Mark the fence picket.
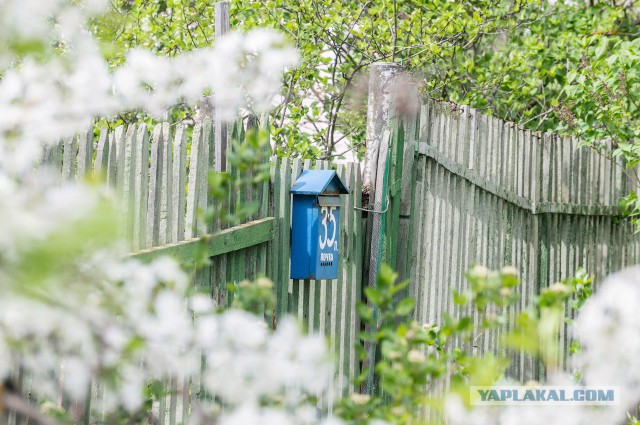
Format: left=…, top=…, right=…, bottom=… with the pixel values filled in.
left=106, top=129, right=118, bottom=187
left=171, top=125, right=188, bottom=243
left=186, top=123, right=205, bottom=239
left=94, top=127, right=109, bottom=176
left=62, top=135, right=77, bottom=180
left=147, top=125, right=164, bottom=248
left=133, top=124, right=150, bottom=250
left=77, top=128, right=93, bottom=178
left=159, top=123, right=173, bottom=245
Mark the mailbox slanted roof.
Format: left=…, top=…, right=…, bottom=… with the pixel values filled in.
left=290, top=170, right=350, bottom=195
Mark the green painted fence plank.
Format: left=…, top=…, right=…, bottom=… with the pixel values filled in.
left=131, top=217, right=277, bottom=263
left=147, top=125, right=164, bottom=248
left=133, top=124, right=150, bottom=250
left=62, top=134, right=78, bottom=181
left=77, top=127, right=93, bottom=178
left=171, top=125, right=188, bottom=243
left=94, top=127, right=109, bottom=177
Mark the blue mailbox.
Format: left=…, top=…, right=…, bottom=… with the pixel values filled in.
left=290, top=170, right=350, bottom=279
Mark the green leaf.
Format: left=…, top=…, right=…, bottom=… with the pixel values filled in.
left=364, top=287, right=384, bottom=305
left=395, top=298, right=415, bottom=316
left=356, top=302, right=373, bottom=321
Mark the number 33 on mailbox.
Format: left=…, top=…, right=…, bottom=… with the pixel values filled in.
left=290, top=170, right=350, bottom=280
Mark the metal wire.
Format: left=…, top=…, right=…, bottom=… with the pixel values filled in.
left=353, top=194, right=390, bottom=214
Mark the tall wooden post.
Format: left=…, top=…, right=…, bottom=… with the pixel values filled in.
left=214, top=1, right=230, bottom=172
left=361, top=62, right=420, bottom=395
left=361, top=62, right=402, bottom=395
left=363, top=63, right=403, bottom=291
left=363, top=63, right=403, bottom=195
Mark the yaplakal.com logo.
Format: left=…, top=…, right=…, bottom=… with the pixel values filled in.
left=470, top=386, right=619, bottom=406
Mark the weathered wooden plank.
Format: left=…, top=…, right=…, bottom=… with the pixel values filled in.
left=62, top=135, right=78, bottom=180
left=159, top=123, right=173, bottom=245
left=213, top=1, right=230, bottom=173
left=302, top=279, right=311, bottom=326
left=181, top=378, right=190, bottom=425
left=351, top=162, right=364, bottom=391
left=521, top=128, right=531, bottom=201
left=490, top=117, right=500, bottom=187
left=416, top=142, right=622, bottom=217
left=602, top=140, right=612, bottom=206
left=258, top=170, right=270, bottom=278
left=41, top=140, right=63, bottom=175
left=561, top=136, right=571, bottom=203
left=106, top=130, right=118, bottom=187
left=457, top=172, right=474, bottom=345
left=415, top=112, right=432, bottom=321
left=186, top=123, right=205, bottom=239
left=278, top=157, right=291, bottom=320
left=94, top=128, right=109, bottom=176
left=147, top=125, right=164, bottom=248
left=131, top=217, right=277, bottom=263
left=433, top=164, right=448, bottom=326
left=171, top=125, right=188, bottom=243
left=270, top=157, right=284, bottom=319
left=423, top=160, right=438, bottom=326
left=169, top=377, right=178, bottom=425
left=77, top=128, right=94, bottom=178
left=448, top=167, right=461, bottom=348
left=553, top=134, right=562, bottom=204
left=213, top=253, right=228, bottom=308
left=540, top=133, right=553, bottom=204
left=515, top=125, right=524, bottom=198
left=200, top=119, right=213, bottom=233
left=119, top=125, right=138, bottom=245
left=398, top=108, right=418, bottom=282
left=158, top=382, right=167, bottom=425
left=458, top=105, right=470, bottom=168
left=225, top=121, right=242, bottom=226
left=114, top=125, right=127, bottom=194
left=413, top=156, right=427, bottom=324
left=410, top=153, right=425, bottom=317
left=289, top=158, right=303, bottom=314
left=338, top=163, right=353, bottom=395
left=133, top=124, right=150, bottom=250
left=510, top=123, right=520, bottom=201
left=477, top=113, right=489, bottom=182
left=500, top=121, right=509, bottom=190
left=320, top=159, right=335, bottom=359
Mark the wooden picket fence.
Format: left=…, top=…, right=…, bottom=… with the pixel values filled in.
left=410, top=99, right=640, bottom=380
left=9, top=64, right=640, bottom=425
left=7, top=117, right=364, bottom=425
left=363, top=95, right=640, bottom=399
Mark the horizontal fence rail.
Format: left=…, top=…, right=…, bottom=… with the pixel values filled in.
left=131, top=217, right=277, bottom=263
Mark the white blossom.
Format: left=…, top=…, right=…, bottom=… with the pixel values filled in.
left=574, top=266, right=640, bottom=418
left=0, top=171, right=338, bottom=422
left=0, top=1, right=297, bottom=175
left=0, top=2, right=339, bottom=424
left=446, top=267, right=640, bottom=425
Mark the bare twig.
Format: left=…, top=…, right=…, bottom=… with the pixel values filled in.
left=279, top=72, right=298, bottom=129
left=392, top=0, right=398, bottom=62
left=1, top=390, right=61, bottom=425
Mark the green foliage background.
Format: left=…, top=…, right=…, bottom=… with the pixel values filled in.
left=95, top=0, right=640, bottom=226
left=94, top=1, right=639, bottom=156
